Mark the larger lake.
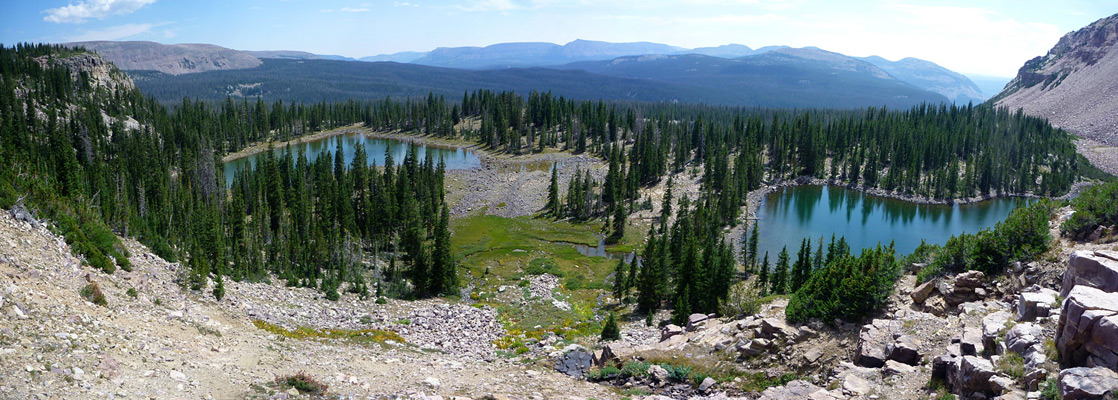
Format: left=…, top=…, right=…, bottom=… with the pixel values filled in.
left=223, top=133, right=481, bottom=185
left=753, top=186, right=1032, bottom=258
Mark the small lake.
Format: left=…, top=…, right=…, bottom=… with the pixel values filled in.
left=223, top=132, right=481, bottom=185
left=754, top=186, right=1032, bottom=259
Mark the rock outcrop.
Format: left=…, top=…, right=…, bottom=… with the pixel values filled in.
left=1059, top=367, right=1118, bottom=399
left=1057, top=285, right=1118, bottom=369
left=1062, top=251, right=1118, bottom=297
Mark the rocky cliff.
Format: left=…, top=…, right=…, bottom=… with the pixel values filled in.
left=994, top=13, right=1118, bottom=145
left=66, top=41, right=262, bottom=75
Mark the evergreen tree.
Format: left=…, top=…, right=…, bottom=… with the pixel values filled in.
left=547, top=166, right=561, bottom=216
left=601, top=312, right=620, bottom=341
left=612, top=258, right=628, bottom=301
left=771, top=247, right=789, bottom=295
left=745, top=223, right=759, bottom=272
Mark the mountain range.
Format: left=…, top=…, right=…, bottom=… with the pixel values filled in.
left=67, top=39, right=992, bottom=107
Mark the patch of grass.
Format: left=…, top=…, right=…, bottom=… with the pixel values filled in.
left=996, top=351, right=1026, bottom=381
left=126, top=287, right=138, bottom=298
left=80, top=281, right=107, bottom=306
left=395, top=318, right=411, bottom=325
left=739, top=372, right=800, bottom=392
left=621, top=360, right=651, bottom=378
left=1040, top=377, right=1059, bottom=400
left=251, top=319, right=404, bottom=344
left=275, top=371, right=327, bottom=394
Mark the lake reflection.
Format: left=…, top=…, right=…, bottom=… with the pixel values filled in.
left=754, top=186, right=1031, bottom=257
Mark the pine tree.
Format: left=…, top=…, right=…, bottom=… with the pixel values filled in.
left=745, top=223, right=759, bottom=272
left=612, top=258, right=628, bottom=301
left=601, top=312, right=620, bottom=341
left=612, top=203, right=626, bottom=239
left=547, top=166, right=561, bottom=216
left=790, top=238, right=811, bottom=293
left=756, top=252, right=770, bottom=291
left=771, top=247, right=789, bottom=295
left=213, top=273, right=225, bottom=301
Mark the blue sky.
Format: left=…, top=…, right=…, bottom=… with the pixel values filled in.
left=1, top=0, right=1114, bottom=76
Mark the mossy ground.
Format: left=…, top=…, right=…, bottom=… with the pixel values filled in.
left=452, top=215, right=646, bottom=341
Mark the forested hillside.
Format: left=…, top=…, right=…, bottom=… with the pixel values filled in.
left=0, top=44, right=1104, bottom=307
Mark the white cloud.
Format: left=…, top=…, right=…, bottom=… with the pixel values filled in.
left=340, top=7, right=370, bottom=12
left=44, top=0, right=156, bottom=24
left=64, top=23, right=155, bottom=41
left=394, top=2, right=419, bottom=7
left=455, top=0, right=519, bottom=12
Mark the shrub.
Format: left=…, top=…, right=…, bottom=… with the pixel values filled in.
left=1063, top=181, right=1118, bottom=239
left=525, top=257, right=564, bottom=277
left=375, top=297, right=387, bottom=304
left=786, top=243, right=900, bottom=323
left=600, top=312, right=620, bottom=341
left=916, top=200, right=1054, bottom=283
left=663, top=364, right=692, bottom=381
left=1040, top=377, right=1059, bottom=400
left=720, top=281, right=763, bottom=317
left=80, top=281, right=107, bottom=306
left=126, top=288, right=138, bottom=298
left=276, top=371, right=327, bottom=394
left=621, top=361, right=650, bottom=377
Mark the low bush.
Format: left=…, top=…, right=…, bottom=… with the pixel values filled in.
left=275, top=371, right=327, bottom=394
left=600, top=312, right=620, bottom=341
left=786, top=243, right=900, bottom=323
left=525, top=257, right=564, bottom=277
left=80, top=281, right=107, bottom=306
left=720, top=281, right=763, bottom=318
left=1063, top=181, right=1118, bottom=239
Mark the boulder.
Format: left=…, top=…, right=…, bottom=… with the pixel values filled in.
left=10, top=204, right=40, bottom=229
left=803, top=346, right=824, bottom=363
left=421, top=377, right=441, bottom=390
left=984, top=310, right=1013, bottom=353
left=1025, top=368, right=1047, bottom=391
left=1056, top=285, right=1118, bottom=369
left=554, top=351, right=593, bottom=378
left=1018, top=288, right=1059, bottom=322
left=1058, top=367, right=1118, bottom=399
left=660, top=324, right=683, bottom=342
left=759, top=318, right=797, bottom=339
left=647, top=364, right=670, bottom=383
left=1005, top=323, right=1045, bottom=356
left=842, top=374, right=872, bottom=396
left=1062, top=251, right=1118, bottom=297
left=955, top=270, right=986, bottom=288
left=912, top=280, right=936, bottom=304
left=883, top=359, right=917, bottom=376
left=758, top=380, right=841, bottom=400
left=959, top=326, right=986, bottom=356
left=698, top=376, right=717, bottom=392
left=855, top=319, right=899, bottom=368
left=888, top=334, right=922, bottom=366
left=686, top=313, right=710, bottom=331
left=951, top=355, right=997, bottom=396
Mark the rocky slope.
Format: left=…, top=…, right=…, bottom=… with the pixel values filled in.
left=994, top=13, right=1118, bottom=148
left=66, top=41, right=262, bottom=75
left=0, top=207, right=619, bottom=399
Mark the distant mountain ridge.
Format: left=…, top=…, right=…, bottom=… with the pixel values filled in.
left=994, top=13, right=1118, bottom=145
left=65, top=41, right=261, bottom=75
left=408, top=39, right=685, bottom=69
left=857, top=56, right=986, bottom=103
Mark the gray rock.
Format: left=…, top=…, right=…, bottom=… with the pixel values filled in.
left=686, top=313, right=710, bottom=331
left=758, top=380, right=841, bottom=400
left=1058, top=367, right=1118, bottom=399
left=10, top=204, right=40, bottom=229
left=856, top=319, right=899, bottom=368
left=912, top=280, right=936, bottom=304
left=955, top=270, right=986, bottom=288
left=990, top=375, right=1016, bottom=394
left=1056, top=285, right=1118, bottom=369
left=960, top=327, right=986, bottom=356
left=984, top=310, right=1013, bottom=354
left=883, top=359, right=917, bottom=376
left=1006, top=323, right=1044, bottom=356
left=888, top=334, right=922, bottom=366
left=1025, top=368, right=1047, bottom=391
left=1017, top=289, right=1058, bottom=322
left=843, top=374, right=872, bottom=395
left=804, top=346, right=824, bottom=363
left=660, top=324, right=683, bottom=342
left=698, top=376, right=717, bottom=392
left=554, top=351, right=593, bottom=378
left=421, top=377, right=441, bottom=390
left=648, top=364, right=670, bottom=383
left=951, top=355, right=997, bottom=396
left=1062, top=251, right=1118, bottom=297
